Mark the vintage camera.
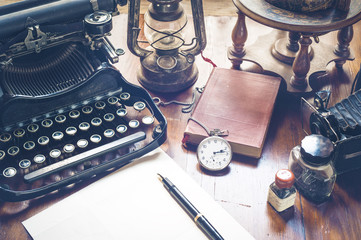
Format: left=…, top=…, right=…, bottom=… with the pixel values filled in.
left=302, top=89, right=361, bottom=174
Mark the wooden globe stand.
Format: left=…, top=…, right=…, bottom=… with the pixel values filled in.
left=228, top=0, right=361, bottom=94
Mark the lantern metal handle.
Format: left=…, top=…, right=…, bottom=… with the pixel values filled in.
left=181, top=0, right=206, bottom=56
left=127, top=0, right=152, bottom=58
left=127, top=0, right=206, bottom=58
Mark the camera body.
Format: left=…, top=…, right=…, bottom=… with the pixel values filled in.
left=307, top=90, right=361, bottom=174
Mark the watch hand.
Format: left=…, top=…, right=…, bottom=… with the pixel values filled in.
left=213, top=149, right=227, bottom=154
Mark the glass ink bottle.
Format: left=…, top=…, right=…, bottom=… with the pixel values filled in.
left=289, top=134, right=336, bottom=203
left=267, top=169, right=297, bottom=212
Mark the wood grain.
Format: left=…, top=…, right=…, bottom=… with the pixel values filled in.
left=0, top=1, right=361, bottom=240
left=0, top=0, right=21, bottom=6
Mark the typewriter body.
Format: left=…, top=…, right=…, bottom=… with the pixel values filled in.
left=302, top=89, right=361, bottom=174
left=0, top=0, right=167, bottom=202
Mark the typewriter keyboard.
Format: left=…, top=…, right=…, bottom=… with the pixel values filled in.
left=0, top=88, right=163, bottom=194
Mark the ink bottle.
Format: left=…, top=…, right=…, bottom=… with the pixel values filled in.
left=267, top=169, right=297, bottom=212
left=288, top=134, right=336, bottom=203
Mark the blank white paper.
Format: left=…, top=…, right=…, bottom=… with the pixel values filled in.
left=23, top=149, right=255, bottom=240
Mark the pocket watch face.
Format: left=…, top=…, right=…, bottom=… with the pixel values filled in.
left=196, top=136, right=232, bottom=171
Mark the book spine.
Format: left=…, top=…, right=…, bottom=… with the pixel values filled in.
left=182, top=133, right=190, bottom=145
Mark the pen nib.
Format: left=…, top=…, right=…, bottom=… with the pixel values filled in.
left=157, top=173, right=164, bottom=181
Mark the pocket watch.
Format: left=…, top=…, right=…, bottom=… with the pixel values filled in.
left=196, top=135, right=232, bottom=171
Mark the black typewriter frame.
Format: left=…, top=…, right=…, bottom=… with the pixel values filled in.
left=0, top=0, right=167, bottom=202
left=0, top=65, right=167, bottom=202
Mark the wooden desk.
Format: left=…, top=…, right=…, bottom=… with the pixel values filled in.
left=1, top=14, right=361, bottom=240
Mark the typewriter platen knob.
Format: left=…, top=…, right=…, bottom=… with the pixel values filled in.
left=84, top=11, right=112, bottom=36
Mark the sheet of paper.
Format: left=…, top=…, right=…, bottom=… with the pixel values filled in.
left=23, top=149, right=254, bottom=240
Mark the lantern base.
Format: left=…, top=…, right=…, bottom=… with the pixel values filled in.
left=137, top=54, right=198, bottom=93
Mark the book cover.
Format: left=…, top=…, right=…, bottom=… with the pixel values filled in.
left=183, top=68, right=281, bottom=158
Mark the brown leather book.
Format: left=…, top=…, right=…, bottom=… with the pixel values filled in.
left=183, top=68, right=281, bottom=158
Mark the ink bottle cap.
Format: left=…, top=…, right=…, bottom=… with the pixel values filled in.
left=275, top=169, right=295, bottom=189
left=300, top=134, right=334, bottom=166
left=268, top=169, right=297, bottom=211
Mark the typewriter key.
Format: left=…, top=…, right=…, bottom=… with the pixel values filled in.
left=104, top=129, right=115, bottom=138
left=19, top=159, right=31, bottom=169
left=55, top=114, right=67, bottom=123
left=104, top=113, right=115, bottom=122
left=133, top=101, right=146, bottom=111
left=142, top=116, right=155, bottom=125
left=0, top=150, right=5, bottom=160
left=69, top=110, right=80, bottom=119
left=95, top=101, right=106, bottom=110
left=3, top=167, right=16, bottom=178
left=79, top=122, right=90, bottom=131
left=0, top=133, right=11, bottom=142
left=108, top=96, right=119, bottom=105
left=14, top=128, right=25, bottom=138
left=91, top=158, right=100, bottom=167
left=116, top=124, right=127, bottom=134
left=50, top=149, right=61, bottom=158
left=82, top=106, right=93, bottom=114
left=49, top=174, right=62, bottom=183
left=65, top=127, right=77, bottom=136
left=34, top=154, right=46, bottom=163
left=116, top=108, right=127, bottom=117
left=63, top=144, right=75, bottom=153
left=52, top=131, right=64, bottom=141
left=120, top=92, right=130, bottom=101
left=91, top=117, right=102, bottom=126
left=63, top=169, right=75, bottom=179
left=23, top=141, right=35, bottom=151
left=7, top=146, right=20, bottom=156
left=77, top=139, right=89, bottom=148
left=42, top=119, right=53, bottom=128
left=38, top=136, right=50, bottom=146
left=82, top=161, right=92, bottom=170
left=27, top=123, right=39, bottom=133
left=129, top=120, right=140, bottom=128
left=152, top=125, right=163, bottom=138
left=90, top=134, right=102, bottom=143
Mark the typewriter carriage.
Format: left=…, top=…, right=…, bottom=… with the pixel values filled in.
left=0, top=11, right=121, bottom=67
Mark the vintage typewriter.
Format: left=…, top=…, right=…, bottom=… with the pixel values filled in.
left=0, top=0, right=167, bottom=202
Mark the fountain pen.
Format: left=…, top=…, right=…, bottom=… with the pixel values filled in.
left=157, top=174, right=224, bottom=240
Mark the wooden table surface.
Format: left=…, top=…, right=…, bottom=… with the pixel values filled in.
left=1, top=13, right=361, bottom=240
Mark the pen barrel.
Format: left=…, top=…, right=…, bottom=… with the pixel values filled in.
left=196, top=216, right=224, bottom=240
left=169, top=186, right=224, bottom=240
left=162, top=176, right=224, bottom=240
left=170, top=186, right=199, bottom=217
